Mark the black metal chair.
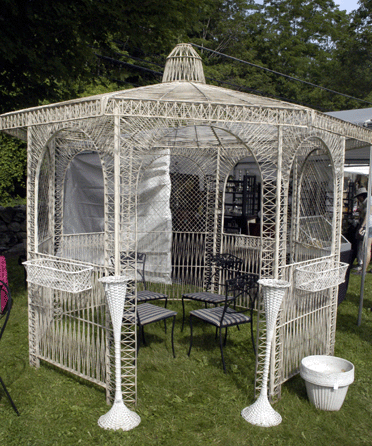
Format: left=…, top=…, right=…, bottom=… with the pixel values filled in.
left=0, top=280, right=20, bottom=415
left=136, top=303, right=177, bottom=357
left=181, top=253, right=243, bottom=331
left=113, top=252, right=168, bottom=306
left=188, top=272, right=259, bottom=373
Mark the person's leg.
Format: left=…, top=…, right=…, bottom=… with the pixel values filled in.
left=356, top=238, right=364, bottom=270
left=366, top=237, right=372, bottom=272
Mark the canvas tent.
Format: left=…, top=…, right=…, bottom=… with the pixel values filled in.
left=327, top=108, right=372, bottom=165
left=326, top=108, right=372, bottom=325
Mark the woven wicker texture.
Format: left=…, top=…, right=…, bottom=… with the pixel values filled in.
left=98, top=276, right=141, bottom=431
left=242, top=279, right=290, bottom=427
left=295, top=260, right=348, bottom=292
left=98, top=401, right=141, bottom=431
left=23, top=258, right=93, bottom=293
left=241, top=393, right=282, bottom=427
left=258, top=279, right=291, bottom=334
left=162, top=43, right=205, bottom=83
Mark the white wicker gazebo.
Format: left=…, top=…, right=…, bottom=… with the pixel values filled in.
left=1, top=43, right=371, bottom=405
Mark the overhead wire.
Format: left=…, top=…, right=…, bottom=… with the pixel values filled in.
left=95, top=53, right=163, bottom=77
left=94, top=51, right=326, bottom=109
left=189, top=43, right=372, bottom=107
left=94, top=43, right=372, bottom=109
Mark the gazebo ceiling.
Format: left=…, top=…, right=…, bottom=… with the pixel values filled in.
left=0, top=43, right=371, bottom=149
left=150, top=123, right=277, bottom=148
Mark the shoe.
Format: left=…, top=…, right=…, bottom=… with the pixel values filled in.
left=352, top=265, right=363, bottom=271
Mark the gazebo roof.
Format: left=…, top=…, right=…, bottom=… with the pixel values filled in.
left=0, top=43, right=371, bottom=148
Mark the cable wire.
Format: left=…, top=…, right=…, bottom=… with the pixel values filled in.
left=189, top=42, right=372, bottom=106
left=95, top=52, right=326, bottom=108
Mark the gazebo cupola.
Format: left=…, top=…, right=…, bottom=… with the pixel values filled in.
left=162, top=43, right=206, bottom=83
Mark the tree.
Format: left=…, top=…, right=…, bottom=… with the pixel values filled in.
left=0, top=0, right=201, bottom=114
left=184, top=0, right=365, bottom=111
left=0, top=134, right=26, bottom=204
left=186, top=1, right=277, bottom=98
left=0, top=0, right=203, bottom=202
left=331, top=0, right=372, bottom=106
left=248, top=0, right=358, bottom=110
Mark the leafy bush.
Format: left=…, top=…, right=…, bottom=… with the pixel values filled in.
left=0, top=134, right=27, bottom=205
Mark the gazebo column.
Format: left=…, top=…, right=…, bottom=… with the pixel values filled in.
left=114, top=111, right=121, bottom=276
left=274, top=126, right=284, bottom=278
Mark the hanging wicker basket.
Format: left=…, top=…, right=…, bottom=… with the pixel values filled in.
left=295, top=259, right=348, bottom=292
left=23, top=258, right=93, bottom=293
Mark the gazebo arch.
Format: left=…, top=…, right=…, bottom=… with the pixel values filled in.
left=1, top=43, right=372, bottom=405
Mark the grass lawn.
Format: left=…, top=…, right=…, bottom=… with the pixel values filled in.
left=0, top=256, right=371, bottom=445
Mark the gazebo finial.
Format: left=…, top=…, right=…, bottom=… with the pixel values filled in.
left=162, top=43, right=206, bottom=84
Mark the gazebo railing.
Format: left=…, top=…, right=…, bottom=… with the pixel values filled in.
left=59, top=232, right=106, bottom=266
left=261, top=255, right=341, bottom=400
left=26, top=251, right=136, bottom=405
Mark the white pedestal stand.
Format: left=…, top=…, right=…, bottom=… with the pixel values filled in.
left=98, top=275, right=141, bottom=431
left=241, top=279, right=290, bottom=427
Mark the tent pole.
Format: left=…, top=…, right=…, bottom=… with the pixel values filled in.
left=358, top=144, right=372, bottom=326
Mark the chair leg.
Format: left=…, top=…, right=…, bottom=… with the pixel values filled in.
left=170, top=315, right=176, bottom=358
left=163, top=297, right=168, bottom=333
left=188, top=315, right=194, bottom=356
left=0, top=376, right=20, bottom=416
left=141, top=325, right=146, bottom=345
left=181, top=297, right=186, bottom=332
left=223, top=327, right=228, bottom=346
left=219, top=327, right=227, bottom=373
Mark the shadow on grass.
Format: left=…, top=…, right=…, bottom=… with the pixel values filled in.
left=282, top=373, right=308, bottom=402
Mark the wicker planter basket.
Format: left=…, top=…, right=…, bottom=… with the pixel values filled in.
left=295, top=259, right=348, bottom=292
left=23, top=258, right=93, bottom=293
left=300, top=355, right=354, bottom=411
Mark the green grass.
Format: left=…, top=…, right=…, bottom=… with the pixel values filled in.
left=1, top=257, right=371, bottom=445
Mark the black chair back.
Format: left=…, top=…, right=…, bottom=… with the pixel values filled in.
left=219, top=273, right=258, bottom=322
left=205, top=253, right=243, bottom=292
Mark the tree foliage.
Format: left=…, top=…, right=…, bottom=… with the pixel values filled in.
left=0, top=134, right=26, bottom=204
left=332, top=0, right=372, bottom=103
left=0, top=0, right=200, bottom=113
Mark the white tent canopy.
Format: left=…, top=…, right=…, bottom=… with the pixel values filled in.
left=344, top=165, right=370, bottom=176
